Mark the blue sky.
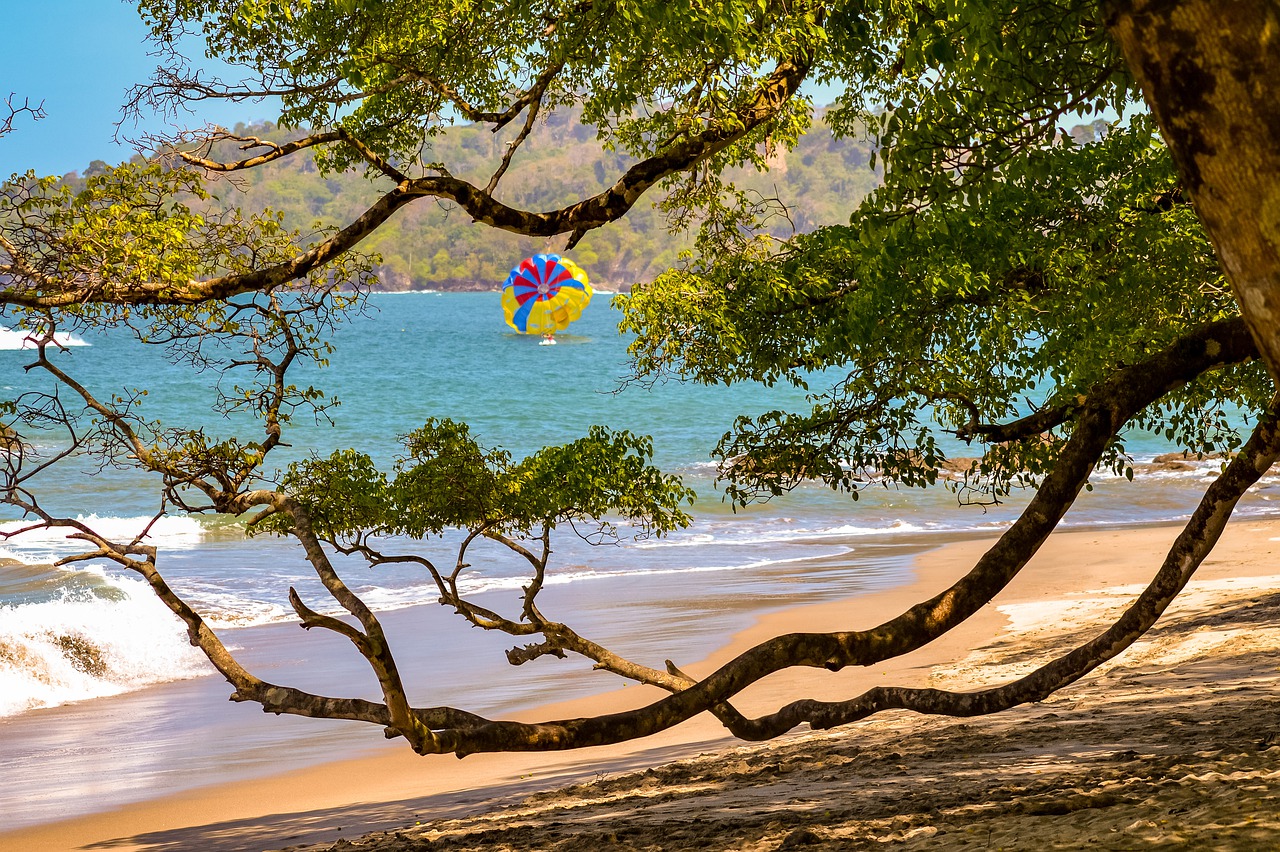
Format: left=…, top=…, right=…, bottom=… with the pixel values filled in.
left=0, top=1, right=272, bottom=177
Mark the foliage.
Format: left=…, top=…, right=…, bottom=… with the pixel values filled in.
left=1, top=161, right=376, bottom=310
left=1, top=160, right=373, bottom=510
left=136, top=0, right=820, bottom=165
left=45, top=114, right=877, bottom=291
left=621, top=5, right=1270, bottom=506
left=4, top=0, right=1280, bottom=760
left=258, top=419, right=694, bottom=541
left=130, top=0, right=827, bottom=257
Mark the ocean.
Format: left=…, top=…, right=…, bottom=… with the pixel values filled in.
left=1, top=292, right=1275, bottom=829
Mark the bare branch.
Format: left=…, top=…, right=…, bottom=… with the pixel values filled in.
left=288, top=587, right=371, bottom=650
left=396, top=58, right=569, bottom=133
left=1, top=93, right=45, bottom=137
left=174, top=130, right=345, bottom=172
left=484, top=89, right=545, bottom=194
left=953, top=402, right=1076, bottom=445
left=336, top=128, right=409, bottom=182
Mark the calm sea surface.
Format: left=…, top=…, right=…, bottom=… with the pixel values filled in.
left=1, top=292, right=1276, bottom=828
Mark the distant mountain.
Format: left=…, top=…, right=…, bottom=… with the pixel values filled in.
left=60, top=116, right=1112, bottom=294
left=178, top=112, right=882, bottom=293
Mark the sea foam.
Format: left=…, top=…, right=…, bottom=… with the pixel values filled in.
left=0, top=327, right=89, bottom=350
left=0, top=572, right=213, bottom=717
left=0, top=514, right=208, bottom=562
left=632, top=518, right=932, bottom=549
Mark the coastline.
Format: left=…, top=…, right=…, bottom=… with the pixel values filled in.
left=4, top=517, right=1279, bottom=851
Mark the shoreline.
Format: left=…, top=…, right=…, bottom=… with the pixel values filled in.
left=0, top=525, right=940, bottom=830
left=4, top=517, right=1279, bottom=851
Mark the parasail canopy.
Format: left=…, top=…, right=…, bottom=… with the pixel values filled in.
left=501, top=253, right=593, bottom=334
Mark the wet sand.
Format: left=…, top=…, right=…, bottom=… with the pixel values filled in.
left=4, top=519, right=1279, bottom=851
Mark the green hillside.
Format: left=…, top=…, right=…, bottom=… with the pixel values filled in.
left=64, top=115, right=1107, bottom=294
left=177, top=111, right=881, bottom=292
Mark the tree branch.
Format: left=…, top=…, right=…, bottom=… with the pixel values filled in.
left=720, top=390, right=1280, bottom=737
left=404, top=317, right=1261, bottom=755
left=953, top=402, right=1076, bottom=445
left=4, top=55, right=810, bottom=309
left=288, top=587, right=372, bottom=651
left=1, top=93, right=44, bottom=137
left=174, top=130, right=345, bottom=172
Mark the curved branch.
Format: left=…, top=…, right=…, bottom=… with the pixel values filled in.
left=4, top=55, right=811, bottom=309
left=721, top=390, right=1280, bottom=737
left=33, top=505, right=384, bottom=723
left=954, top=402, right=1076, bottom=445
left=335, top=127, right=409, bottom=182
left=288, top=586, right=372, bottom=651
left=174, top=131, right=345, bottom=172
left=485, top=89, right=545, bottom=193
left=27, top=503, right=491, bottom=734
left=395, top=57, right=569, bottom=133
left=409, top=317, right=1257, bottom=755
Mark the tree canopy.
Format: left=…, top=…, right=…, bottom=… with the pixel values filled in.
left=3, top=0, right=1280, bottom=757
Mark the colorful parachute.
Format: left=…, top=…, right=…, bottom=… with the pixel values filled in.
left=501, top=253, right=593, bottom=334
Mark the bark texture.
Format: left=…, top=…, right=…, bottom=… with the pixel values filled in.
left=1105, top=0, right=1280, bottom=380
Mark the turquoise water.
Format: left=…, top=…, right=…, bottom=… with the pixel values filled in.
left=1, top=292, right=1276, bottom=828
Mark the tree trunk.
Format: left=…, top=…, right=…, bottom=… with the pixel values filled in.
left=1105, top=0, right=1280, bottom=381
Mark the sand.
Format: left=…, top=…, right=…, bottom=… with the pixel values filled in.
left=4, top=519, right=1279, bottom=851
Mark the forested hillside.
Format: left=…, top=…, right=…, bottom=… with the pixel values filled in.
left=73, top=111, right=880, bottom=291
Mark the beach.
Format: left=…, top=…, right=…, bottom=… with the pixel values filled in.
left=7, top=294, right=1274, bottom=849
left=3, top=517, right=1278, bottom=851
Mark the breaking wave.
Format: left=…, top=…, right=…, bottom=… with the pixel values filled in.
left=0, top=327, right=89, bottom=350
left=0, top=568, right=213, bottom=717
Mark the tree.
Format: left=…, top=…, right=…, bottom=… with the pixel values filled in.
left=2, top=0, right=1278, bottom=757
left=1102, top=0, right=1280, bottom=382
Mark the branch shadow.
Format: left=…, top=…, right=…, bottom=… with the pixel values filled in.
left=79, top=739, right=723, bottom=852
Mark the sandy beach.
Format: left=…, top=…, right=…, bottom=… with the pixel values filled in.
left=4, top=517, right=1279, bottom=851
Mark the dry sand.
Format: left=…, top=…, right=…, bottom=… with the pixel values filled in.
left=4, top=520, right=1280, bottom=851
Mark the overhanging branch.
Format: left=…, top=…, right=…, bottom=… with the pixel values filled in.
left=4, top=55, right=811, bottom=309
left=409, top=317, right=1259, bottom=755
left=724, top=390, right=1280, bottom=737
